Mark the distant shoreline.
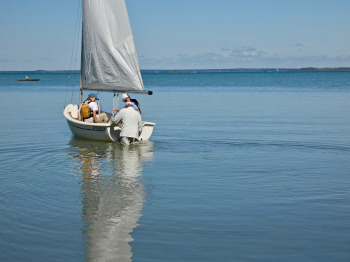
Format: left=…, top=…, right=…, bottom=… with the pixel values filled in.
left=1, top=67, right=350, bottom=74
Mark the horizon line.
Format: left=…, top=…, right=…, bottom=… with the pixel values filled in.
left=1, top=67, right=350, bottom=73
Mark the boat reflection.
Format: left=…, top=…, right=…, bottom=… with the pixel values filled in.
left=68, top=138, right=154, bottom=261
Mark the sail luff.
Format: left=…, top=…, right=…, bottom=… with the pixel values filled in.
left=81, top=0, right=144, bottom=92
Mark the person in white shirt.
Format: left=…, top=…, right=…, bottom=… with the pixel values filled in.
left=78, top=93, right=108, bottom=123
left=122, top=93, right=141, bottom=114
left=111, top=101, right=142, bottom=145
left=113, top=93, right=141, bottom=115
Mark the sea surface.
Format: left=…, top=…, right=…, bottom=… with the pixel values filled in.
left=1, top=71, right=350, bottom=261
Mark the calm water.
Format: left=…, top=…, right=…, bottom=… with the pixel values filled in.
left=1, top=71, right=350, bottom=261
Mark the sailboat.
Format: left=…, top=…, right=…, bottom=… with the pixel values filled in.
left=63, top=0, right=155, bottom=142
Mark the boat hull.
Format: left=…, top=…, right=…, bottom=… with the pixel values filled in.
left=63, top=104, right=155, bottom=142
left=17, top=79, right=40, bottom=81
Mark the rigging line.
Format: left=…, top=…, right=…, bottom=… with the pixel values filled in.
left=64, top=0, right=82, bottom=108
left=70, top=0, right=82, bottom=104
left=71, top=1, right=82, bottom=104
left=113, top=93, right=116, bottom=117
left=113, top=93, right=120, bottom=117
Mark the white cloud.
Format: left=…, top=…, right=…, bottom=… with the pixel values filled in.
left=229, top=47, right=265, bottom=61
left=139, top=46, right=350, bottom=69
left=338, top=54, right=350, bottom=61
left=294, top=43, right=304, bottom=52
left=220, top=47, right=230, bottom=52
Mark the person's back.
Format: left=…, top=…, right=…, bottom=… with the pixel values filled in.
left=78, top=93, right=108, bottom=123
left=121, top=93, right=141, bottom=114
left=130, top=98, right=141, bottom=114
left=81, top=100, right=95, bottom=122
left=112, top=103, right=142, bottom=142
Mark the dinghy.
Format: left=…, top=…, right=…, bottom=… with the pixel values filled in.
left=17, top=78, right=40, bottom=81
left=63, top=0, right=155, bottom=142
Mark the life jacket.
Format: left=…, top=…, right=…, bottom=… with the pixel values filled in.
left=130, top=98, right=141, bottom=114
left=80, top=101, right=93, bottom=119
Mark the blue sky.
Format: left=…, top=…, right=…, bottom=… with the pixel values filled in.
left=1, top=0, right=349, bottom=70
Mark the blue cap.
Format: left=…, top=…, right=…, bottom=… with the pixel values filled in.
left=88, top=93, right=99, bottom=100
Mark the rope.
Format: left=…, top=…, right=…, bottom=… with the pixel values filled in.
left=64, top=0, right=82, bottom=109
left=113, top=93, right=119, bottom=117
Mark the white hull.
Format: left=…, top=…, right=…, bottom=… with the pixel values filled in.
left=63, top=104, right=155, bottom=142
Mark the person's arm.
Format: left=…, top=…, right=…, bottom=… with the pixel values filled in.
left=89, top=102, right=99, bottom=123
left=111, top=110, right=122, bottom=124
left=93, top=111, right=98, bottom=123
left=78, top=106, right=82, bottom=121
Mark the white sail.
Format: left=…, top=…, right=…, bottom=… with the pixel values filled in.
left=81, top=0, right=144, bottom=92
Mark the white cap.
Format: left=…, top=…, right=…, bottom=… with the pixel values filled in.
left=122, top=93, right=129, bottom=101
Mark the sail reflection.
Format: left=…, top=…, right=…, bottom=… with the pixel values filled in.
left=68, top=138, right=154, bottom=261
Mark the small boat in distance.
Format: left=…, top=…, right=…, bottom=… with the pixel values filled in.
left=17, top=76, right=40, bottom=81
